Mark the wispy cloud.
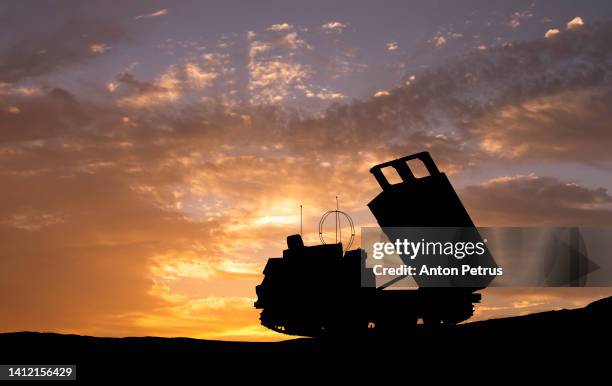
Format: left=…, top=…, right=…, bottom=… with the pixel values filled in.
left=0, top=19, right=125, bottom=83
left=320, top=21, right=347, bottom=32
left=386, top=41, right=398, bottom=51
left=431, top=31, right=463, bottom=48
left=266, top=23, right=292, bottom=31
left=508, top=6, right=534, bottom=29
left=135, top=9, right=168, bottom=20
left=89, top=43, right=111, bottom=54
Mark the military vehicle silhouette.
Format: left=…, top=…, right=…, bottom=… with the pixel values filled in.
left=255, top=152, right=487, bottom=336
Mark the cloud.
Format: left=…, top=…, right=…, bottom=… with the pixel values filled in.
left=266, top=23, right=292, bottom=31
left=471, top=89, right=612, bottom=161
left=135, top=9, right=168, bottom=20
left=246, top=30, right=313, bottom=105
left=462, top=175, right=612, bottom=226
left=248, top=41, right=271, bottom=61
left=277, top=31, right=309, bottom=50
left=434, top=34, right=447, bottom=48
left=0, top=169, right=205, bottom=336
left=373, top=90, right=390, bottom=97
left=151, top=251, right=261, bottom=282
left=0, top=86, right=389, bottom=339
left=508, top=7, right=534, bottom=29
left=320, top=21, right=347, bottom=32
left=2, top=209, right=66, bottom=231
left=89, top=43, right=111, bottom=54
left=113, top=54, right=231, bottom=108
left=431, top=31, right=463, bottom=48
left=296, top=85, right=345, bottom=100
left=248, top=59, right=309, bottom=104
left=312, top=21, right=612, bottom=163
left=0, top=19, right=125, bottom=83
left=544, top=28, right=560, bottom=38
left=115, top=68, right=182, bottom=108
left=3, top=20, right=612, bottom=340
left=567, top=16, right=584, bottom=30
left=0, top=88, right=294, bottom=339
left=386, top=41, right=399, bottom=51
left=184, top=63, right=218, bottom=89
left=229, top=21, right=612, bottom=173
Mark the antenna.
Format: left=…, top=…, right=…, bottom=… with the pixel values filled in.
left=300, top=205, right=303, bottom=236
left=319, top=206, right=355, bottom=252
left=336, top=196, right=341, bottom=243
left=335, top=196, right=339, bottom=243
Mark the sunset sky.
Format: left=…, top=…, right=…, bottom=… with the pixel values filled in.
left=2, top=0, right=612, bottom=341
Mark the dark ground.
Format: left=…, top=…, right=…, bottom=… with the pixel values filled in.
left=1, top=296, right=610, bottom=381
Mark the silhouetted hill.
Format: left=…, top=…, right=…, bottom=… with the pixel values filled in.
left=1, top=296, right=610, bottom=380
